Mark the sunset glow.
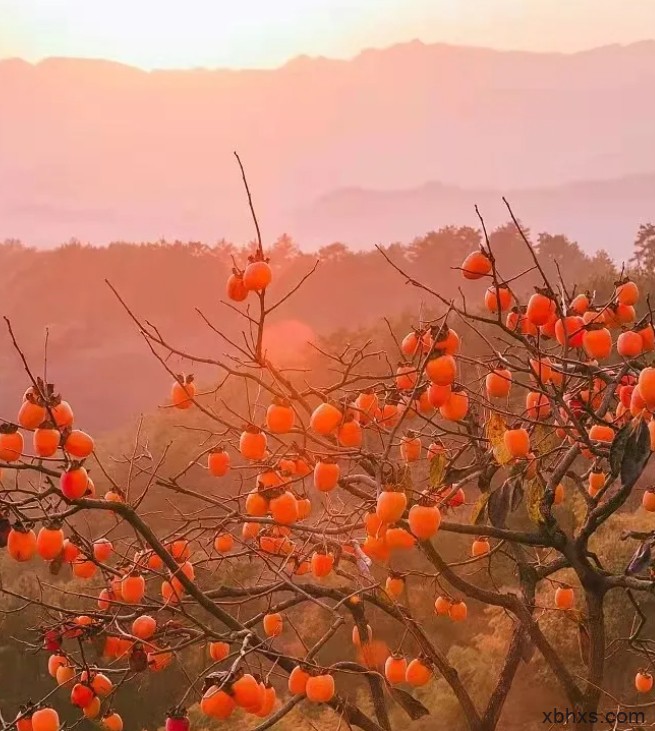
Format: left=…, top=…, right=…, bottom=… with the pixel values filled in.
left=1, top=0, right=655, bottom=69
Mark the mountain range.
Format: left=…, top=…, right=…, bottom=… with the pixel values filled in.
left=1, top=40, right=655, bottom=253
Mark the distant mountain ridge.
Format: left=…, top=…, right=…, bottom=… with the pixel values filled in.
left=1, top=40, right=655, bottom=250
left=293, top=173, right=655, bottom=259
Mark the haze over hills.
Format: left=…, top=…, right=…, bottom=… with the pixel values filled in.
left=294, top=174, right=655, bottom=259
left=1, top=40, right=655, bottom=251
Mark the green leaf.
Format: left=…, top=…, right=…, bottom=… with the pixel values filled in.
left=485, top=411, right=512, bottom=465
left=526, top=475, right=546, bottom=525
left=429, top=452, right=447, bottom=488
left=470, top=493, right=490, bottom=525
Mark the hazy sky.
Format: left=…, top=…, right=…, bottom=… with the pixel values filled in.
left=1, top=0, right=655, bottom=69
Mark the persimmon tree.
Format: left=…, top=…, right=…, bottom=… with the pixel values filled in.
left=1, top=163, right=655, bottom=731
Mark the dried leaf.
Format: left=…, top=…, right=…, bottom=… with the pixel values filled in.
left=486, top=411, right=512, bottom=465
left=470, top=493, right=490, bottom=525
left=488, top=482, right=510, bottom=528
left=620, top=420, right=651, bottom=488
left=626, top=538, right=654, bottom=576
left=399, top=464, right=413, bottom=497
left=526, top=475, right=546, bottom=525
left=520, top=636, right=535, bottom=663
left=532, top=423, right=560, bottom=456
left=49, top=554, right=64, bottom=576
left=508, top=479, right=524, bottom=512
left=388, top=687, right=430, bottom=720
left=429, top=452, right=447, bottom=488
left=609, top=423, right=631, bottom=477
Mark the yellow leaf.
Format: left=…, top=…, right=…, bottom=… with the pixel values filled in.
left=470, top=492, right=490, bottom=525
left=532, top=423, right=559, bottom=456
left=526, top=475, right=546, bottom=525
left=429, top=452, right=447, bottom=488
left=486, top=411, right=512, bottom=465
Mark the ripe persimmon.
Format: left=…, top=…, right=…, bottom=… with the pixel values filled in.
left=36, top=525, right=64, bottom=561
left=471, top=536, right=490, bottom=557
left=337, top=417, right=363, bottom=447
left=265, top=397, right=295, bottom=433
left=71, top=682, right=95, bottom=709
left=642, top=488, right=655, bottom=512
left=0, top=425, right=24, bottom=462
left=425, top=354, right=457, bottom=386
left=635, top=670, right=654, bottom=694
left=239, top=426, right=267, bottom=460
left=31, top=708, right=60, bottom=731
left=400, top=431, right=421, bottom=462
left=461, top=250, right=492, bottom=280
left=406, top=657, right=432, bottom=686
left=7, top=524, right=37, bottom=562
left=311, top=551, right=334, bottom=578
left=555, top=585, right=575, bottom=610
left=246, top=490, right=268, bottom=516
left=504, top=427, right=530, bottom=458
left=209, top=641, right=230, bottom=662
left=207, top=449, right=230, bottom=477
left=427, top=383, right=451, bottom=408
left=17, top=399, right=46, bottom=430
left=408, top=502, right=441, bottom=539
left=288, top=665, right=310, bottom=695
left=232, top=673, right=263, bottom=708
left=526, top=291, right=556, bottom=326
left=570, top=293, right=590, bottom=315
left=213, top=532, right=234, bottom=553
left=385, top=527, right=416, bottom=550
left=582, top=327, right=612, bottom=360
left=376, top=489, right=407, bottom=523
left=51, top=400, right=74, bottom=428
left=555, top=316, right=585, bottom=349
left=73, top=559, right=97, bottom=579
left=91, top=538, right=112, bottom=562
left=486, top=368, right=512, bottom=398
left=63, top=429, right=94, bottom=458
left=226, top=270, right=248, bottom=301
left=439, top=389, right=469, bottom=421
left=171, top=375, right=196, bottom=410
left=263, top=612, right=283, bottom=637
left=60, top=466, right=89, bottom=500
left=243, top=259, right=272, bottom=291
left=617, top=279, right=639, bottom=306
left=313, top=459, right=340, bottom=492
left=101, top=713, right=124, bottom=731
left=306, top=674, right=335, bottom=703
left=617, top=330, right=643, bottom=359
left=484, top=285, right=512, bottom=313
left=449, top=601, right=468, bottom=622
left=132, top=615, right=157, bottom=640
left=269, top=490, right=299, bottom=525
left=310, top=402, right=343, bottom=435
left=384, top=654, right=407, bottom=684
left=385, top=574, right=405, bottom=598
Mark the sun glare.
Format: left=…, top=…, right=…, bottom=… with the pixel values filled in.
left=2, top=0, right=408, bottom=69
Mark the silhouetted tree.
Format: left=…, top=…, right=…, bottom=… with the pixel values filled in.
left=632, top=223, right=655, bottom=272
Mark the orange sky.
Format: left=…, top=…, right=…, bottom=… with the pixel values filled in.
left=1, top=0, right=655, bottom=69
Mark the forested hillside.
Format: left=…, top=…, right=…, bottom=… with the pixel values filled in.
left=0, top=221, right=641, bottom=434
